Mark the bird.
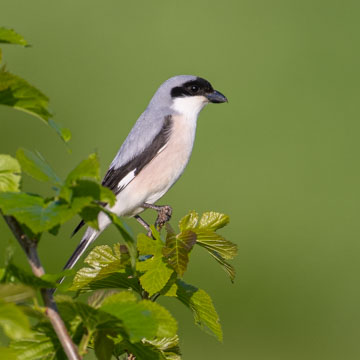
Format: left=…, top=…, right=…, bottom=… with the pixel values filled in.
left=63, top=75, right=227, bottom=274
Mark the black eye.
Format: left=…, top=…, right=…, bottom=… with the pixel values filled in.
left=191, top=85, right=199, bottom=93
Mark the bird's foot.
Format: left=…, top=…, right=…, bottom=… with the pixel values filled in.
left=154, top=205, right=172, bottom=230
left=142, top=203, right=173, bottom=232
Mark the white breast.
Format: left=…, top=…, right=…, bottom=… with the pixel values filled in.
left=110, top=96, right=207, bottom=217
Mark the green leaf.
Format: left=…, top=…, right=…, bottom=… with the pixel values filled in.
left=163, top=228, right=196, bottom=276
left=70, top=244, right=139, bottom=292
left=177, top=210, right=236, bottom=282
left=117, top=340, right=166, bottom=360
left=176, top=280, right=222, bottom=341
left=5, top=263, right=55, bottom=289
left=198, top=212, right=230, bottom=231
left=0, top=192, right=91, bottom=233
left=0, top=347, right=18, bottom=360
left=56, top=295, right=110, bottom=332
left=206, top=251, right=236, bottom=282
left=136, top=233, right=174, bottom=297
left=195, top=231, right=237, bottom=260
left=0, top=300, right=33, bottom=340
left=94, top=330, right=114, bottom=360
left=10, top=327, right=66, bottom=360
left=0, top=27, right=28, bottom=46
left=141, top=300, right=177, bottom=338
left=0, top=154, right=21, bottom=192
left=178, top=211, right=199, bottom=231
left=101, top=292, right=177, bottom=342
left=65, top=153, right=100, bottom=185
left=16, top=148, right=62, bottom=184
left=144, top=336, right=181, bottom=360
left=48, top=119, right=71, bottom=143
left=104, top=210, right=135, bottom=251
left=101, top=292, right=158, bottom=343
left=0, top=284, right=35, bottom=303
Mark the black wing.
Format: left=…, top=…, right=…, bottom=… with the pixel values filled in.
left=72, top=115, right=173, bottom=237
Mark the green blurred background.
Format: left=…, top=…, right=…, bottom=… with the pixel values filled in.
left=1, top=0, right=360, bottom=359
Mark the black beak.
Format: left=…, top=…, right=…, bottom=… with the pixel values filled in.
left=206, top=90, right=228, bottom=103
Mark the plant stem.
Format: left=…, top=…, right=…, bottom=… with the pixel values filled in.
left=2, top=214, right=82, bottom=360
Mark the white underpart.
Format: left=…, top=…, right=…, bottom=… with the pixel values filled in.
left=95, top=94, right=208, bottom=230
left=117, top=169, right=136, bottom=189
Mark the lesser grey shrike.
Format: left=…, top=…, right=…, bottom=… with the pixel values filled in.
left=63, top=75, right=227, bottom=273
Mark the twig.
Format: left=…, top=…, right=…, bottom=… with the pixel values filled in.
left=3, top=214, right=81, bottom=360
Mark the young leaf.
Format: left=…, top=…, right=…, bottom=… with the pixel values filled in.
left=207, top=251, right=236, bottom=282
left=0, top=192, right=91, bottom=233
left=16, top=148, right=62, bottom=184
left=0, top=154, right=21, bottom=192
left=162, top=229, right=196, bottom=276
left=0, top=300, right=33, bottom=340
left=144, top=335, right=181, bottom=360
left=198, top=212, right=230, bottom=231
left=136, top=233, right=174, bottom=297
left=70, top=244, right=139, bottom=292
left=195, top=231, right=237, bottom=260
left=175, top=280, right=222, bottom=342
left=0, top=284, right=35, bottom=303
left=178, top=210, right=199, bottom=231
left=0, top=27, right=28, bottom=46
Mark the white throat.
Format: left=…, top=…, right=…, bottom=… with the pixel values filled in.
left=171, top=96, right=208, bottom=120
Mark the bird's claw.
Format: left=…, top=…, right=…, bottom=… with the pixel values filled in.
left=155, top=205, right=172, bottom=230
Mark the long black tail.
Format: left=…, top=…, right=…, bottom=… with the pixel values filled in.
left=51, top=227, right=100, bottom=294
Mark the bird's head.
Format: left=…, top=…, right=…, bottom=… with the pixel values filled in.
left=149, top=75, right=227, bottom=118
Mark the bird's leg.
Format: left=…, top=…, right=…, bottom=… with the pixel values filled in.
left=134, top=215, right=152, bottom=238
left=142, top=203, right=173, bottom=231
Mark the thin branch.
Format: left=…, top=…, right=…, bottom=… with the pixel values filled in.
left=3, top=214, right=81, bottom=360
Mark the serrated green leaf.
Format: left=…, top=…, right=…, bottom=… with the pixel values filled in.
left=0, top=27, right=28, bottom=46
left=118, top=340, right=165, bottom=360
left=144, top=336, right=181, bottom=360
left=0, top=154, right=21, bottom=192
left=0, top=192, right=91, bottom=233
left=178, top=211, right=198, bottom=231
left=10, top=328, right=66, bottom=360
left=0, top=300, right=33, bottom=340
left=16, top=148, right=62, bottom=184
left=65, top=153, right=100, bottom=185
left=0, top=68, right=49, bottom=120
left=163, top=230, right=196, bottom=276
left=56, top=295, right=110, bottom=332
left=207, top=251, right=236, bottom=282
left=176, top=280, right=222, bottom=341
left=101, top=292, right=157, bottom=343
left=136, top=232, right=174, bottom=296
left=195, top=231, right=237, bottom=260
left=198, top=212, right=230, bottom=231
left=70, top=244, right=139, bottom=292
left=141, top=301, right=177, bottom=338
left=0, top=284, right=35, bottom=303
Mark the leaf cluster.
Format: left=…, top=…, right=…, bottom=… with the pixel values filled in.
left=0, top=26, right=238, bottom=359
